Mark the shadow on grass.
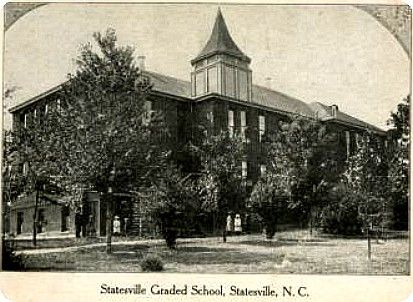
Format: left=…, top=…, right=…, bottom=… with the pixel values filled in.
left=159, top=246, right=285, bottom=265
left=238, top=240, right=334, bottom=248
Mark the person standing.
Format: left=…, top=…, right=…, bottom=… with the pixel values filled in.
left=234, top=213, right=242, bottom=235
left=226, top=214, right=233, bottom=235
left=113, top=216, right=121, bottom=236
left=75, top=209, right=82, bottom=238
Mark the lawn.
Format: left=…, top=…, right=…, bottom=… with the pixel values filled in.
left=8, top=231, right=410, bottom=275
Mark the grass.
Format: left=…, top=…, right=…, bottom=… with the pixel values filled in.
left=8, top=230, right=409, bottom=274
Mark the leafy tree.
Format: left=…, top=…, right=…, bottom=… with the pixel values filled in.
left=250, top=116, right=338, bottom=237
left=249, top=120, right=293, bottom=239
left=325, top=135, right=388, bottom=235
left=191, top=130, right=245, bottom=242
left=7, top=81, right=63, bottom=246
left=14, top=29, right=168, bottom=252
left=148, top=164, right=200, bottom=248
left=386, top=95, right=409, bottom=229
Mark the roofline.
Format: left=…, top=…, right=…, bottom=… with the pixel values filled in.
left=8, top=78, right=191, bottom=114
left=193, top=93, right=314, bottom=120
left=191, top=51, right=251, bottom=65
left=8, top=73, right=385, bottom=135
left=150, top=90, right=190, bottom=102
left=9, top=83, right=66, bottom=113
left=323, top=118, right=386, bottom=136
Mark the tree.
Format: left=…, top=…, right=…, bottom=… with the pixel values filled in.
left=191, top=130, right=245, bottom=242
left=250, top=116, right=338, bottom=237
left=386, top=95, right=409, bottom=229
left=20, top=29, right=168, bottom=252
left=148, top=164, right=200, bottom=248
left=325, top=134, right=388, bottom=235
left=249, top=119, right=293, bottom=239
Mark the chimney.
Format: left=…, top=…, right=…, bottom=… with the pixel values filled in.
left=331, top=104, right=338, bottom=117
left=137, top=55, right=146, bottom=72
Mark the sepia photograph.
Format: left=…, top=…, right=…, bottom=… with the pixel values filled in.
left=1, top=2, right=410, bottom=277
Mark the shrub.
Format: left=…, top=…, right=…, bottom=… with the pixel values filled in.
left=162, top=227, right=177, bottom=249
left=2, top=239, right=25, bottom=271
left=320, top=189, right=364, bottom=236
left=140, top=254, right=164, bottom=272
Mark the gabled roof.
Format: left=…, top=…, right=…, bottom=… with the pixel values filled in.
left=145, top=70, right=191, bottom=99
left=252, top=85, right=314, bottom=117
left=191, top=8, right=251, bottom=64
left=9, top=70, right=383, bottom=134
left=9, top=70, right=192, bottom=113
left=309, top=102, right=385, bottom=134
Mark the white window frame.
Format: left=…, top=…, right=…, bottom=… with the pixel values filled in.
left=259, top=115, right=265, bottom=142
left=207, top=111, right=214, bottom=124
left=241, top=161, right=248, bottom=179
left=345, top=131, right=350, bottom=158
left=260, top=164, right=267, bottom=178
left=240, top=111, right=246, bottom=142
left=57, top=99, right=61, bottom=112
left=228, top=110, right=234, bottom=137
left=142, top=100, right=153, bottom=126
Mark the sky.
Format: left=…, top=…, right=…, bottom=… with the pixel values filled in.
left=4, top=3, right=410, bottom=129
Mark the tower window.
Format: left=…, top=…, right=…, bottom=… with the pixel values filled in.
left=238, top=69, right=248, bottom=101
left=207, top=67, right=218, bottom=93
left=196, top=71, right=206, bottom=96
left=225, top=66, right=236, bottom=98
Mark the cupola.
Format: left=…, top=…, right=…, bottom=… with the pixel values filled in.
left=191, top=8, right=252, bottom=102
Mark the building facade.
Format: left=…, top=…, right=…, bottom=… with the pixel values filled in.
left=8, top=9, right=386, bottom=237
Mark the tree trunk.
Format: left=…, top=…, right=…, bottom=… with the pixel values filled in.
left=222, top=228, right=227, bottom=243
left=106, top=192, right=112, bottom=254
left=32, top=188, right=40, bottom=247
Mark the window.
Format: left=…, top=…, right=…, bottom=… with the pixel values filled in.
left=228, top=110, right=234, bottom=137
left=207, top=67, right=218, bottom=93
left=142, top=100, right=152, bottom=126
left=17, top=212, right=24, bottom=234
left=22, top=162, right=28, bottom=176
left=345, top=131, right=350, bottom=158
left=45, top=104, right=48, bottom=115
left=23, top=113, right=27, bottom=128
left=238, top=70, right=248, bottom=101
left=57, top=99, right=61, bottom=112
left=240, top=111, right=247, bottom=142
left=241, top=161, right=248, bottom=179
left=196, top=71, right=206, bottom=96
left=225, top=66, right=236, bottom=98
left=260, top=164, right=267, bottom=178
left=207, top=111, right=214, bottom=124
left=34, top=109, right=37, bottom=119
left=259, top=115, right=265, bottom=142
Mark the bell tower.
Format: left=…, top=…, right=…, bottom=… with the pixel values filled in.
left=191, top=8, right=252, bottom=102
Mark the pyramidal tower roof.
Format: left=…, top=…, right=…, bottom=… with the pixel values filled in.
left=191, top=8, right=251, bottom=64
